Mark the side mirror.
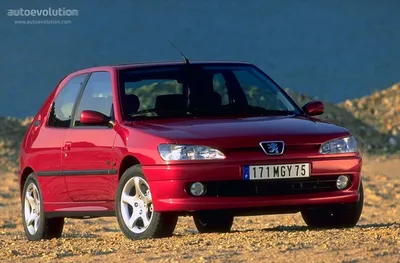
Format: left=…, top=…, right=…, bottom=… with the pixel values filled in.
left=80, top=110, right=110, bottom=125
left=302, top=100, right=324, bottom=116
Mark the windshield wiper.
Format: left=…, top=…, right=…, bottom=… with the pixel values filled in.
left=218, top=104, right=296, bottom=116
left=129, top=108, right=188, bottom=118
left=129, top=106, right=296, bottom=119
left=246, top=105, right=296, bottom=115
left=257, top=109, right=296, bottom=116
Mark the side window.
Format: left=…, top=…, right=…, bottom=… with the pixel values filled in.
left=48, top=74, right=87, bottom=128
left=74, top=72, right=113, bottom=126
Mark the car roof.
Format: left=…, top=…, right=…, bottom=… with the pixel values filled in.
left=78, top=61, right=253, bottom=72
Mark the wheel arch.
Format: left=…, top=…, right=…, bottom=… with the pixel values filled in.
left=20, top=166, right=35, bottom=198
left=118, top=155, right=142, bottom=180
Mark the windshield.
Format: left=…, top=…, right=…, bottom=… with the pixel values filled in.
left=118, top=64, right=301, bottom=120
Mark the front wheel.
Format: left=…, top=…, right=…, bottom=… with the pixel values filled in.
left=301, top=181, right=364, bottom=229
left=116, top=165, right=178, bottom=240
left=193, top=211, right=234, bottom=233
left=22, top=174, right=64, bottom=241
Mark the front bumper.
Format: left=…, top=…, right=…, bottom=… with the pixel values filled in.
left=144, top=156, right=362, bottom=213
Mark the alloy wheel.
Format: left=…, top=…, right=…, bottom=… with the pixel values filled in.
left=24, top=183, right=41, bottom=235
left=120, top=176, right=154, bottom=233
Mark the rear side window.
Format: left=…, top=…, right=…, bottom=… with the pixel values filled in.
left=73, top=71, right=113, bottom=127
left=47, top=74, right=87, bottom=128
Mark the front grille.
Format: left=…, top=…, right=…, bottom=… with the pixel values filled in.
left=200, top=176, right=342, bottom=197
left=220, top=144, right=320, bottom=154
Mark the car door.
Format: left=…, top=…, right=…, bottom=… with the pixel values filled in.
left=62, top=71, right=118, bottom=202
left=33, top=73, right=88, bottom=202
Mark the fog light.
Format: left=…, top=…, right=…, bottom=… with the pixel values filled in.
left=336, top=175, right=350, bottom=190
left=190, top=182, right=206, bottom=196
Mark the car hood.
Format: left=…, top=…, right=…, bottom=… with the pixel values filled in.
left=125, top=116, right=349, bottom=148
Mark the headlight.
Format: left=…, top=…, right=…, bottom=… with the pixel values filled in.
left=158, top=144, right=226, bottom=161
left=319, top=136, right=358, bottom=154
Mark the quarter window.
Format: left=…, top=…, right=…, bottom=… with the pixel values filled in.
left=47, top=74, right=87, bottom=128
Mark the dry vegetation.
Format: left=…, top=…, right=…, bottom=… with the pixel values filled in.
left=0, top=117, right=32, bottom=173
left=286, top=87, right=400, bottom=154
left=0, top=86, right=400, bottom=262
left=340, top=83, right=400, bottom=135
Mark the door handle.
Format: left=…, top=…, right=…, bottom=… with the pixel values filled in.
left=63, top=141, right=72, bottom=151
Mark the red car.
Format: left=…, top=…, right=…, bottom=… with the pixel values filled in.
left=19, top=61, right=363, bottom=241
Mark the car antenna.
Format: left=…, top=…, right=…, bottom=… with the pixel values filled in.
left=168, top=40, right=190, bottom=64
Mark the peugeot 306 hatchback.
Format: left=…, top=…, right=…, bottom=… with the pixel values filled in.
left=19, top=61, right=363, bottom=240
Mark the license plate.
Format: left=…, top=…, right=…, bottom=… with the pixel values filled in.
left=243, top=163, right=310, bottom=180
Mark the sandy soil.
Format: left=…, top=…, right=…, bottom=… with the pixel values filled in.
left=0, top=156, right=399, bottom=263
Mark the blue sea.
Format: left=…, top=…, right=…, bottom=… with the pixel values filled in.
left=1, top=0, right=400, bottom=117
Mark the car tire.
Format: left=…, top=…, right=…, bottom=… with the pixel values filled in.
left=22, top=174, right=64, bottom=241
left=116, top=165, right=178, bottom=240
left=301, top=180, right=364, bottom=229
left=193, top=211, right=234, bottom=233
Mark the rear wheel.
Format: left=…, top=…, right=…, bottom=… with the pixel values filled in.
left=116, top=165, right=178, bottom=240
left=193, top=211, right=234, bottom=233
left=301, top=181, right=364, bottom=228
left=22, top=174, right=64, bottom=241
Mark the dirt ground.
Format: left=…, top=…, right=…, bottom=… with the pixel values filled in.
left=0, top=156, right=399, bottom=263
